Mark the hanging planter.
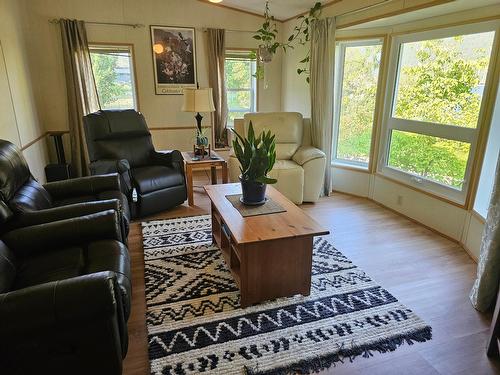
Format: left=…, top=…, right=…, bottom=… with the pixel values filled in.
left=252, top=1, right=322, bottom=83
left=258, top=46, right=273, bottom=64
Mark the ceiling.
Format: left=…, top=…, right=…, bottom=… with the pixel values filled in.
left=203, top=0, right=333, bottom=21
left=348, top=0, right=500, bottom=29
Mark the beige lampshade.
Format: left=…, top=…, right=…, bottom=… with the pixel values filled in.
left=181, top=88, right=216, bottom=113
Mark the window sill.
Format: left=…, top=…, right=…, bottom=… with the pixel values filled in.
left=376, top=170, right=466, bottom=208
left=332, top=161, right=369, bottom=173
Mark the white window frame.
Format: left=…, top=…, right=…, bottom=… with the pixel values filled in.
left=378, top=21, right=500, bottom=204
left=224, top=50, right=257, bottom=127
left=332, top=38, right=383, bottom=169
left=89, top=44, right=138, bottom=110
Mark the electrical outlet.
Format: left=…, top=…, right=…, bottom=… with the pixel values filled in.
left=397, top=195, right=403, bottom=206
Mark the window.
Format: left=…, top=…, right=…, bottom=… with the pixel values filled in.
left=332, top=39, right=383, bottom=168
left=89, top=45, right=138, bottom=110
left=380, top=23, right=497, bottom=203
left=224, top=50, right=257, bottom=127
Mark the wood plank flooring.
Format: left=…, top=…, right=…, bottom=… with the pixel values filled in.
left=123, top=170, right=500, bottom=374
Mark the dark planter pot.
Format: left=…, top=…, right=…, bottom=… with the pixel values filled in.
left=239, top=176, right=267, bottom=205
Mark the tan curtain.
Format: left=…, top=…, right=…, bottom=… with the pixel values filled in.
left=60, top=19, right=100, bottom=177
left=310, top=18, right=335, bottom=196
left=206, top=28, right=228, bottom=148
left=470, top=152, right=500, bottom=311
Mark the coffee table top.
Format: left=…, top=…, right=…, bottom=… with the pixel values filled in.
left=204, top=183, right=329, bottom=244
left=181, top=150, right=225, bottom=164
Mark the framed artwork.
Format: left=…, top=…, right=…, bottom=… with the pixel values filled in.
left=150, top=25, right=197, bottom=95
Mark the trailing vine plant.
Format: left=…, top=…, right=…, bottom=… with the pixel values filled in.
left=251, top=1, right=322, bottom=83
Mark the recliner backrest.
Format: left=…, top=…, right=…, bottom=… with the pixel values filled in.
left=0, top=141, right=53, bottom=223
left=0, top=140, right=31, bottom=202
left=0, top=240, right=16, bottom=293
left=84, top=110, right=155, bottom=167
left=242, top=112, right=304, bottom=160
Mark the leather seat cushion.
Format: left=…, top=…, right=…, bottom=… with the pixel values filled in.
left=268, top=160, right=304, bottom=204
left=131, top=166, right=184, bottom=194
left=14, top=247, right=84, bottom=290
left=13, top=240, right=131, bottom=316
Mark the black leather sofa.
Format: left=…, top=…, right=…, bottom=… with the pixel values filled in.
left=0, top=140, right=130, bottom=236
left=83, top=109, right=187, bottom=218
left=0, top=210, right=131, bottom=374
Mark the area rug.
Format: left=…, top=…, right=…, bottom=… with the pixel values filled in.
left=142, top=215, right=432, bottom=375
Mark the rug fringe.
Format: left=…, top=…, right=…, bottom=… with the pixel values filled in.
left=245, top=326, right=432, bottom=375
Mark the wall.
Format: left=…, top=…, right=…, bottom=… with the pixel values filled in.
left=474, top=80, right=500, bottom=218
left=21, top=0, right=283, bottom=154
left=0, top=0, right=49, bottom=182
left=281, top=3, right=500, bottom=259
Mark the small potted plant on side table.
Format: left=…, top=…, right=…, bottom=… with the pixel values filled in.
left=231, top=122, right=277, bottom=205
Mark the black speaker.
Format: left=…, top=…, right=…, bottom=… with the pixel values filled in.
left=45, top=163, right=70, bottom=182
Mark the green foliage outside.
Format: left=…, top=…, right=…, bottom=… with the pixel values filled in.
left=225, top=58, right=255, bottom=126
left=90, top=52, right=133, bottom=109
left=338, top=33, right=494, bottom=189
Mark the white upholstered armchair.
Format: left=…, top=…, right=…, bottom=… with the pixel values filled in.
left=228, top=112, right=326, bottom=204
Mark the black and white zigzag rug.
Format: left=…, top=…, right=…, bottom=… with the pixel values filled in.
left=142, top=215, right=432, bottom=375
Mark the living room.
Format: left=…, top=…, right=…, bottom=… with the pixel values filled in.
left=1, top=0, right=500, bottom=373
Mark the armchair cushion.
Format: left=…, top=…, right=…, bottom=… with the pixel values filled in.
left=268, top=160, right=304, bottom=204
left=0, top=271, right=119, bottom=336
left=131, top=165, right=184, bottom=194
left=292, top=146, right=326, bottom=165
left=244, top=112, right=303, bottom=160
left=13, top=240, right=131, bottom=318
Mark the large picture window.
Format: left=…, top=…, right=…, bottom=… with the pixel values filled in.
left=380, top=23, right=497, bottom=203
left=224, top=50, right=257, bottom=127
left=89, top=45, right=138, bottom=110
left=332, top=39, right=383, bottom=168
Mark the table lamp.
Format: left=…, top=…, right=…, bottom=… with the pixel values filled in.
left=182, top=87, right=215, bottom=158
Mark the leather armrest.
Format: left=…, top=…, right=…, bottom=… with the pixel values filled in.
left=152, top=150, right=183, bottom=164
left=8, top=199, right=121, bottom=228
left=0, top=271, right=118, bottom=336
left=152, top=150, right=184, bottom=173
left=44, top=173, right=121, bottom=199
left=2, top=210, right=122, bottom=257
left=89, top=159, right=130, bottom=175
left=292, top=146, right=326, bottom=166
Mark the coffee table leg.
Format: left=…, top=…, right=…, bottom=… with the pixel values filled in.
left=211, top=166, right=217, bottom=185
left=186, top=165, right=194, bottom=206
left=222, top=163, right=228, bottom=183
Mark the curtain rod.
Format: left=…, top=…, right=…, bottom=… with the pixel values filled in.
left=203, top=28, right=255, bottom=33
left=49, top=19, right=145, bottom=28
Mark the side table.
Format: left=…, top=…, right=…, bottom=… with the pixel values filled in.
left=181, top=151, right=228, bottom=206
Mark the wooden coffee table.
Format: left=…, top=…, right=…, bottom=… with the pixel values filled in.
left=204, top=183, right=329, bottom=307
left=181, top=150, right=228, bottom=206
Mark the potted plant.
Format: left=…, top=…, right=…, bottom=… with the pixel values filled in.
left=232, top=122, right=277, bottom=205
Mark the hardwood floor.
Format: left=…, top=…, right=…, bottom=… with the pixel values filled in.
left=123, top=170, right=499, bottom=374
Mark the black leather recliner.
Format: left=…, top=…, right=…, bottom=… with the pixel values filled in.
left=0, top=210, right=131, bottom=374
left=83, top=109, right=187, bottom=218
left=0, top=140, right=130, bottom=236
